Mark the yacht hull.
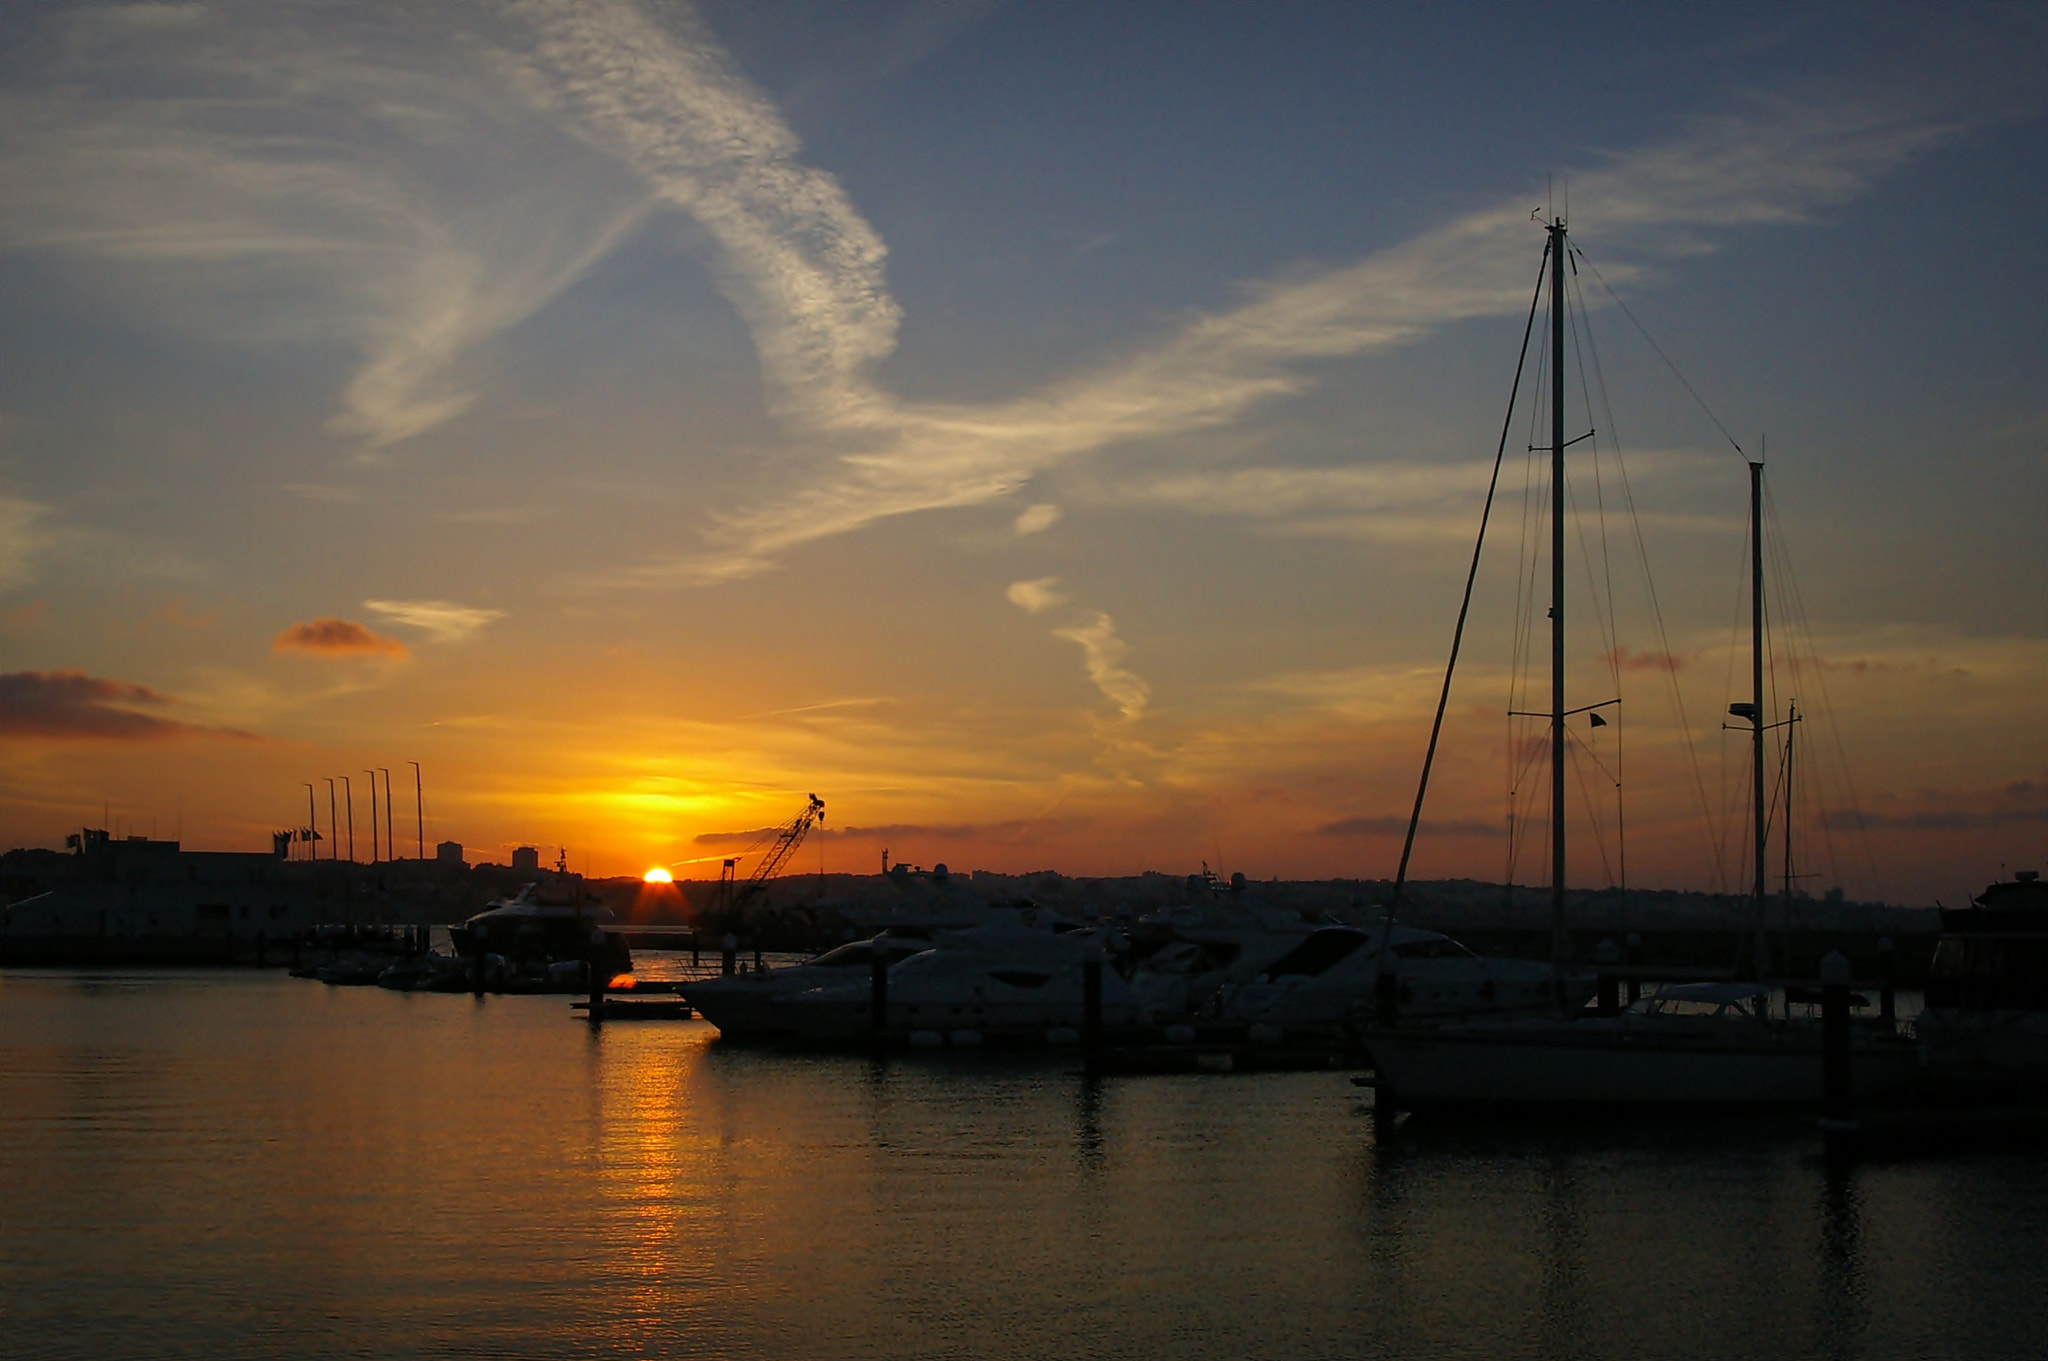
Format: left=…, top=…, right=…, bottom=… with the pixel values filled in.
left=1368, top=1023, right=1920, bottom=1108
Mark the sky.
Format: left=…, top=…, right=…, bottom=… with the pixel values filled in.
left=2, top=0, right=2044, bottom=905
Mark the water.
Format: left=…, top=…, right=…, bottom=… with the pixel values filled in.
left=3, top=970, right=2045, bottom=1360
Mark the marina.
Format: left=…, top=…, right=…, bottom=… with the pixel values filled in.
left=5, top=965, right=2047, bottom=1361
left=4, top=6, right=2043, bottom=1356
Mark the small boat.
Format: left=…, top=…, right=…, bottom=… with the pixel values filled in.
left=449, top=880, right=631, bottom=988
left=774, top=923, right=1144, bottom=1045
left=685, top=932, right=936, bottom=1038
left=1918, top=870, right=2048, bottom=1085
left=1368, top=981, right=1919, bottom=1109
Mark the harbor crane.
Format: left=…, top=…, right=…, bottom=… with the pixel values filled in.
left=715, top=793, right=825, bottom=918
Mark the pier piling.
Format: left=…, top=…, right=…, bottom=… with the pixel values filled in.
left=1083, top=956, right=1102, bottom=1050
left=870, top=947, right=888, bottom=1037
left=1877, top=936, right=1897, bottom=1023
left=1821, top=950, right=1852, bottom=1127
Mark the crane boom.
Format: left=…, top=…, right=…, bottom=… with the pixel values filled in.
left=717, top=794, right=825, bottom=918
left=750, top=793, right=824, bottom=886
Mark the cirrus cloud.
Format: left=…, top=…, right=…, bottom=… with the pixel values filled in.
left=363, top=598, right=506, bottom=643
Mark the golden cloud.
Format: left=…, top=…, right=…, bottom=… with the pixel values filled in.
left=271, top=617, right=410, bottom=659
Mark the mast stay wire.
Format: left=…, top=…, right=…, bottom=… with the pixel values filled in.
left=1760, top=474, right=1889, bottom=900
left=1578, top=251, right=1749, bottom=464
left=1383, top=243, right=1552, bottom=936
left=1568, top=736, right=1619, bottom=889
left=1564, top=258, right=1628, bottom=895
left=1567, top=244, right=1729, bottom=893
left=1506, top=290, right=1555, bottom=892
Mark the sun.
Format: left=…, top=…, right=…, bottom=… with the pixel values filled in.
left=642, top=866, right=673, bottom=884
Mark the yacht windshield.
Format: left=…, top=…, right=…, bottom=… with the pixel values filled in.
left=1264, top=931, right=1369, bottom=978
left=1390, top=938, right=1475, bottom=960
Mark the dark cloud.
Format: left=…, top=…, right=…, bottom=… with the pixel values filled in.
left=1608, top=646, right=1687, bottom=673
left=1824, top=806, right=2048, bottom=831
left=0, top=670, right=253, bottom=741
left=272, top=617, right=409, bottom=657
left=1315, top=816, right=1499, bottom=838
left=695, top=819, right=1086, bottom=846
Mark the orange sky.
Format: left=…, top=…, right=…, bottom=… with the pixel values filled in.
left=3, top=3, right=2044, bottom=906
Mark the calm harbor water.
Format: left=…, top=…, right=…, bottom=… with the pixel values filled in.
left=3, top=969, right=2045, bottom=1360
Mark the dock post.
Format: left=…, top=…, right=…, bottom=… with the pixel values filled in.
left=1083, top=955, right=1103, bottom=1051
left=1877, top=936, right=1897, bottom=1024
left=1595, top=938, right=1620, bottom=1015
left=587, top=959, right=604, bottom=1026
left=870, top=946, right=888, bottom=1038
left=1820, top=950, right=1852, bottom=1126
left=753, top=945, right=764, bottom=974
left=721, top=932, right=737, bottom=977
left=691, top=935, right=700, bottom=970
left=1626, top=932, right=1642, bottom=1005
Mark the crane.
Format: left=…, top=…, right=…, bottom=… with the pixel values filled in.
left=715, top=793, right=825, bottom=918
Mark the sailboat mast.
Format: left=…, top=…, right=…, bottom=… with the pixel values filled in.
left=1749, top=459, right=1768, bottom=976
left=1550, top=217, right=1569, bottom=1004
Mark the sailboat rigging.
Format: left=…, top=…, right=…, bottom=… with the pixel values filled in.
left=1363, top=216, right=1918, bottom=1108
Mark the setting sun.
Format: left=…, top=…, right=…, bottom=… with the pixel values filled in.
left=642, top=867, right=673, bottom=884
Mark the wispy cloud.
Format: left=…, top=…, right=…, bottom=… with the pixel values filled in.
left=0, top=495, right=51, bottom=592
left=1316, top=815, right=1499, bottom=838
left=0, top=2, right=1992, bottom=547
left=1, top=3, right=651, bottom=449
left=1013, top=503, right=1063, bottom=536
left=1005, top=577, right=1066, bottom=616
left=635, top=80, right=1966, bottom=577
left=1053, top=612, right=1150, bottom=721
left=364, top=599, right=506, bottom=643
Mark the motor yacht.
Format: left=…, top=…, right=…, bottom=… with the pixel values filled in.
left=449, top=881, right=631, bottom=987
left=686, top=932, right=936, bottom=1038
left=773, top=923, right=1145, bottom=1045
left=1209, top=924, right=1566, bottom=1038
left=1918, top=870, right=2048, bottom=1084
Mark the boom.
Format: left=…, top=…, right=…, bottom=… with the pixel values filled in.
left=717, top=794, right=826, bottom=916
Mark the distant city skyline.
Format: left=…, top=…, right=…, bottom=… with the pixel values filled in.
left=3, top=1, right=2044, bottom=904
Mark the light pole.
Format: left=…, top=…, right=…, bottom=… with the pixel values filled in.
left=303, top=783, right=316, bottom=862
left=363, top=771, right=379, bottom=863
left=340, top=775, right=355, bottom=863
left=408, top=761, right=424, bottom=860
left=380, top=769, right=394, bottom=861
left=324, top=779, right=337, bottom=862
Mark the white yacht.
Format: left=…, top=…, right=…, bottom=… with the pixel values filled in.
left=1209, top=924, right=1565, bottom=1038
left=1126, top=872, right=1325, bottom=1018
left=1917, top=870, right=2048, bottom=1082
left=1368, top=982, right=1920, bottom=1108
left=684, top=933, right=935, bottom=1038
left=773, top=923, right=1145, bottom=1045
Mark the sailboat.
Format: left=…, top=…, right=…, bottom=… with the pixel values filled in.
left=1363, top=214, right=1918, bottom=1109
